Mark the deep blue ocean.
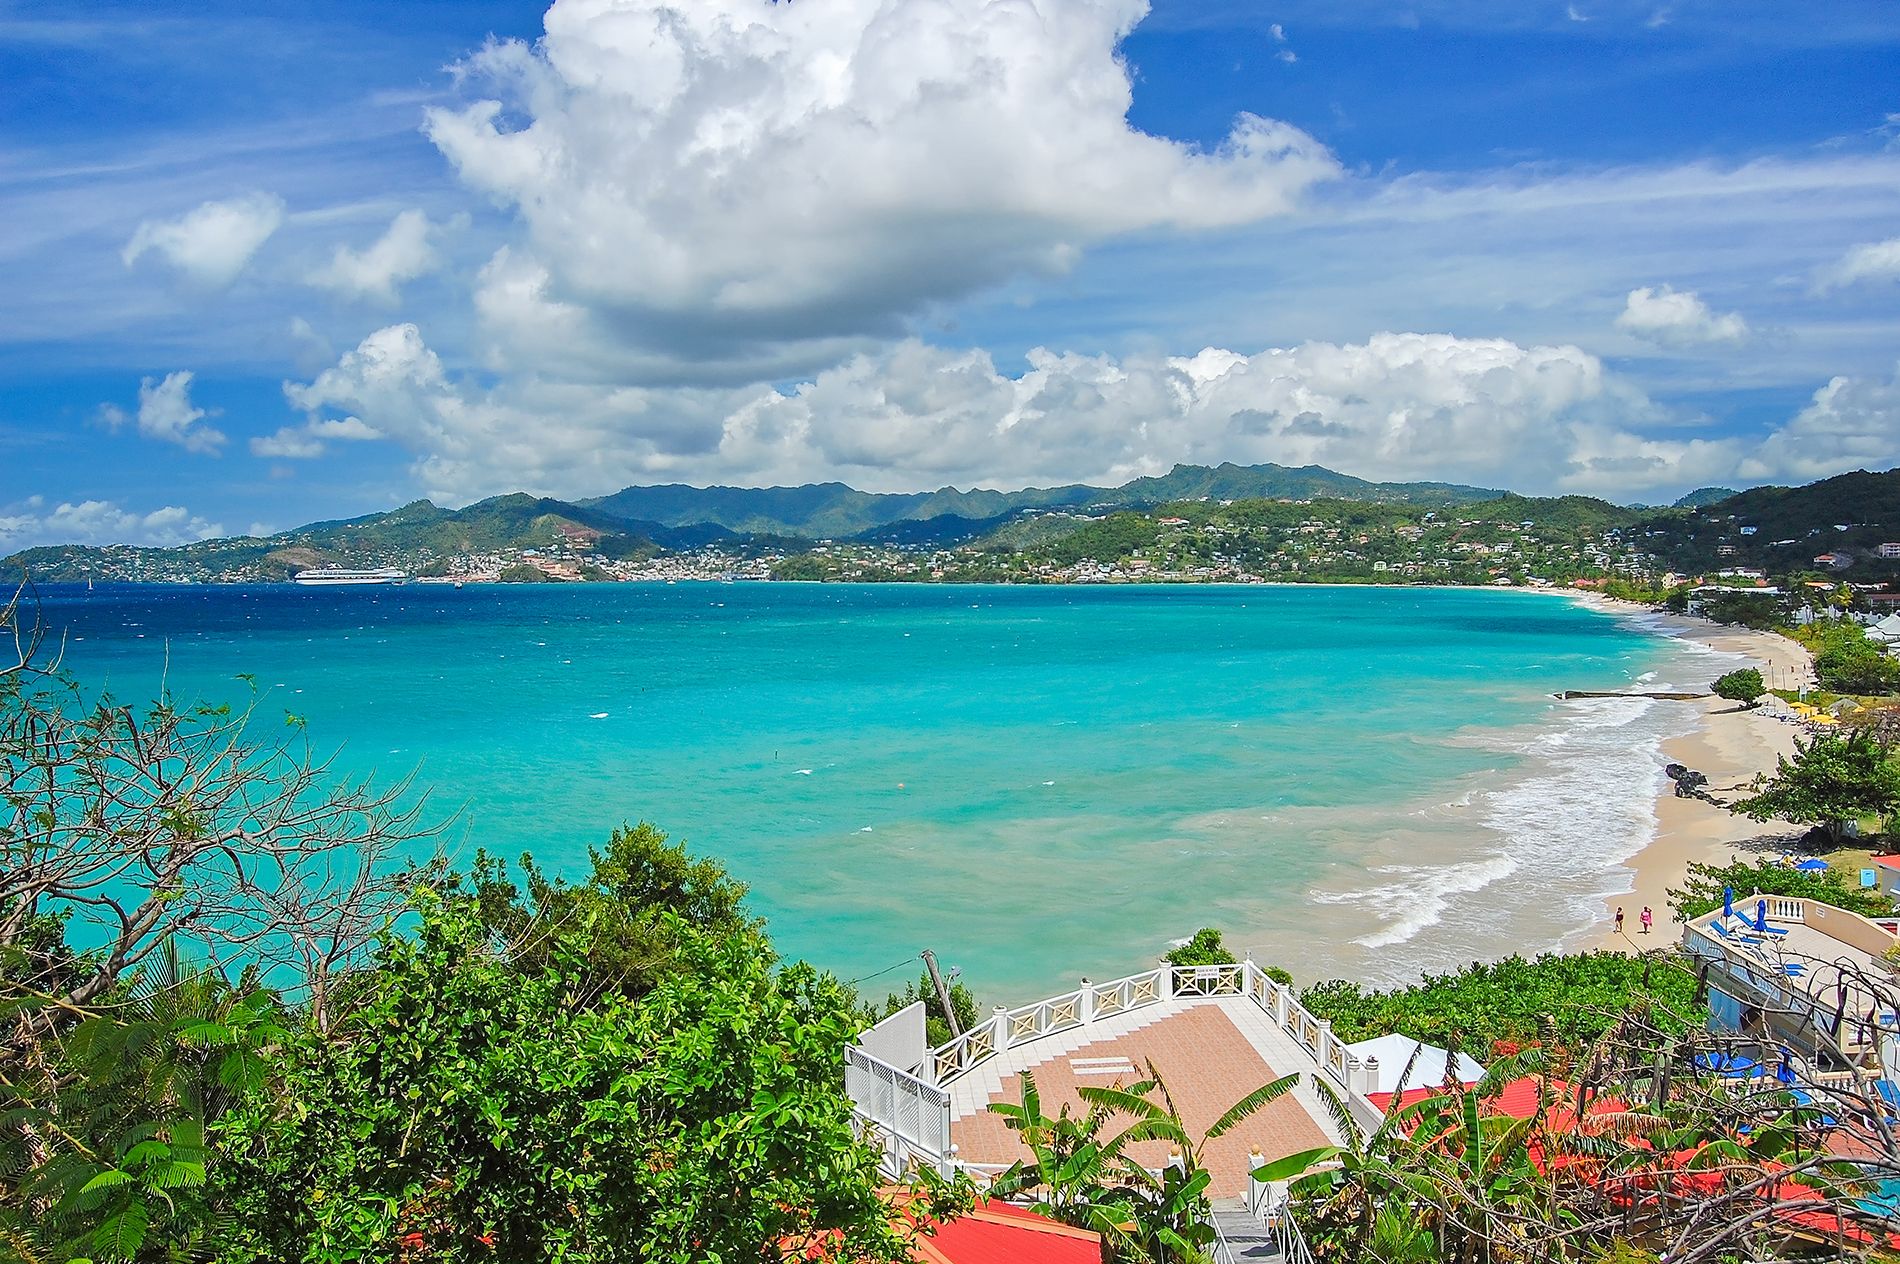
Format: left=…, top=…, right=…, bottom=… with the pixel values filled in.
left=32, top=582, right=1723, bottom=999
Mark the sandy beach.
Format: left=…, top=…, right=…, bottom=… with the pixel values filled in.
left=1571, top=595, right=1816, bottom=952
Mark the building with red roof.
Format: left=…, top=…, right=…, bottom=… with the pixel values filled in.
left=912, top=1201, right=1102, bottom=1264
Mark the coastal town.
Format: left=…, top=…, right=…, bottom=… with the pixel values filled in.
left=18, top=477, right=1900, bottom=605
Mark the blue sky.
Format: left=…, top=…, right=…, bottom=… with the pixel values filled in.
left=2, top=0, right=1898, bottom=550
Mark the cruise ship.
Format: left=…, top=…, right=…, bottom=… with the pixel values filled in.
left=290, top=566, right=409, bottom=587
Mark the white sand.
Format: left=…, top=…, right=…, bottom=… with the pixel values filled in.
left=1569, top=595, right=1814, bottom=951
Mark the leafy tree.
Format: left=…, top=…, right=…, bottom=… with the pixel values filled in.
left=1668, top=857, right=1894, bottom=921
left=1814, top=634, right=1900, bottom=695
left=212, top=889, right=922, bottom=1264
left=1710, top=667, right=1765, bottom=705
left=1730, top=729, right=1900, bottom=845
left=877, top=972, right=980, bottom=1049
left=1162, top=927, right=1238, bottom=969
left=470, top=823, right=756, bottom=1000
left=1699, top=590, right=1782, bottom=631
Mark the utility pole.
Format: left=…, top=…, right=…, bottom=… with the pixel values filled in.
left=921, top=948, right=962, bottom=1038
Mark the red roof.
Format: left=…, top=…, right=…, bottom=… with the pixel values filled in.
left=1872, top=855, right=1900, bottom=872
left=1368, top=1076, right=1552, bottom=1120
left=914, top=1201, right=1102, bottom=1264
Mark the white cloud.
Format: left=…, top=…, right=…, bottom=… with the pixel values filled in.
left=1740, top=364, right=1900, bottom=483
left=1614, top=284, right=1749, bottom=346
left=122, top=192, right=285, bottom=287
left=286, top=323, right=1756, bottom=501
left=1815, top=236, right=1900, bottom=290
left=0, top=497, right=223, bottom=556
left=306, top=208, right=444, bottom=303
left=100, top=370, right=226, bottom=453
left=424, top=0, right=1339, bottom=374
left=249, top=413, right=383, bottom=459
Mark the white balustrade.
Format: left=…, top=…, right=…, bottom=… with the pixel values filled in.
left=1002, top=989, right=1087, bottom=1048
left=846, top=1044, right=952, bottom=1176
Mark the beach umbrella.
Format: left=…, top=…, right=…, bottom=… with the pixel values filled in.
left=1795, top=858, right=1829, bottom=872
left=1724, top=886, right=1733, bottom=920
left=1756, top=898, right=1769, bottom=932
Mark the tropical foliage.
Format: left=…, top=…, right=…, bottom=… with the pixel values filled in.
left=1730, top=729, right=1900, bottom=845
left=1, top=605, right=962, bottom=1262
left=988, top=1061, right=1295, bottom=1262
left=875, top=971, right=981, bottom=1049
left=1162, top=928, right=1239, bottom=969
left=1796, top=621, right=1900, bottom=696
left=1300, top=953, right=1696, bottom=1056
left=1668, top=857, right=1895, bottom=921
left=212, top=881, right=917, bottom=1263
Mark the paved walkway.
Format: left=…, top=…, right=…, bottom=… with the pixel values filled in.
left=948, top=996, right=1342, bottom=1198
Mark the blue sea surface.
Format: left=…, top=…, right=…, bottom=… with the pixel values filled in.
left=35, top=582, right=1706, bottom=999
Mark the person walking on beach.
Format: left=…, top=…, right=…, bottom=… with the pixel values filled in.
left=1615, top=906, right=1626, bottom=935
left=1640, top=906, right=1653, bottom=935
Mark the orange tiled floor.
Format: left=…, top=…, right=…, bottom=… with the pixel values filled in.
left=951, top=1005, right=1331, bottom=1198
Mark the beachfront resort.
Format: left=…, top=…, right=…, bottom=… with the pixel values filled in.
left=845, top=876, right=1900, bottom=1260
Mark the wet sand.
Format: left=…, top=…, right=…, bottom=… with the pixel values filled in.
left=1571, top=596, right=1814, bottom=951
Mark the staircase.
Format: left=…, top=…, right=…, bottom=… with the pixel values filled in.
left=1212, top=1208, right=1281, bottom=1260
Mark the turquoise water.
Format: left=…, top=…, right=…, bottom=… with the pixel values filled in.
left=37, top=583, right=1707, bottom=999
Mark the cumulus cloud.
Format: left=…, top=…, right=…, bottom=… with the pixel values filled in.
left=0, top=497, right=222, bottom=555
left=100, top=370, right=226, bottom=453
left=286, top=323, right=1762, bottom=501
left=122, top=192, right=285, bottom=287
left=1614, top=284, right=1749, bottom=346
left=250, top=413, right=382, bottom=459
left=1815, top=236, right=1900, bottom=290
left=306, top=208, right=445, bottom=303
left=424, top=0, right=1338, bottom=376
left=1740, top=363, right=1900, bottom=483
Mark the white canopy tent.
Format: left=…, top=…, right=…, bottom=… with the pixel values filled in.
left=1345, top=1034, right=1487, bottom=1095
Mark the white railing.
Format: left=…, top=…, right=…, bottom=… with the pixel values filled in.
left=1769, top=896, right=1806, bottom=922
left=1003, top=988, right=1086, bottom=1046
left=1172, top=962, right=1246, bottom=997
left=846, top=1044, right=952, bottom=1177
left=1270, top=1205, right=1320, bottom=1264
left=931, top=1022, right=999, bottom=1084
left=918, top=960, right=1360, bottom=1098
left=1089, top=967, right=1167, bottom=1021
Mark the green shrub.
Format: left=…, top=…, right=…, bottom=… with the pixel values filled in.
left=1164, top=927, right=1238, bottom=969
left=1300, top=951, right=1695, bottom=1053
left=1711, top=667, right=1765, bottom=704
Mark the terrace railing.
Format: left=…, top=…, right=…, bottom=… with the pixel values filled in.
left=918, top=961, right=1361, bottom=1100
left=1003, top=987, right=1087, bottom=1046
left=845, top=1044, right=952, bottom=1177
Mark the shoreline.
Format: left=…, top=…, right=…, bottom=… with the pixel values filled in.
left=1569, top=594, right=1815, bottom=953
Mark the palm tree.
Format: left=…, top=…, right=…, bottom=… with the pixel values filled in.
left=989, top=1060, right=1299, bottom=1261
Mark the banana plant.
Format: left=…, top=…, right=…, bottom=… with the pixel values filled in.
left=991, top=1061, right=1302, bottom=1261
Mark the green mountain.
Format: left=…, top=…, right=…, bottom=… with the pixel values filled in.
left=582, top=462, right=1502, bottom=538
left=1673, top=487, right=1739, bottom=509
left=1634, top=468, right=1900, bottom=577
left=4, top=492, right=732, bottom=582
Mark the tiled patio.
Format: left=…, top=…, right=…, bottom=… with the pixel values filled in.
left=949, top=998, right=1340, bottom=1198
